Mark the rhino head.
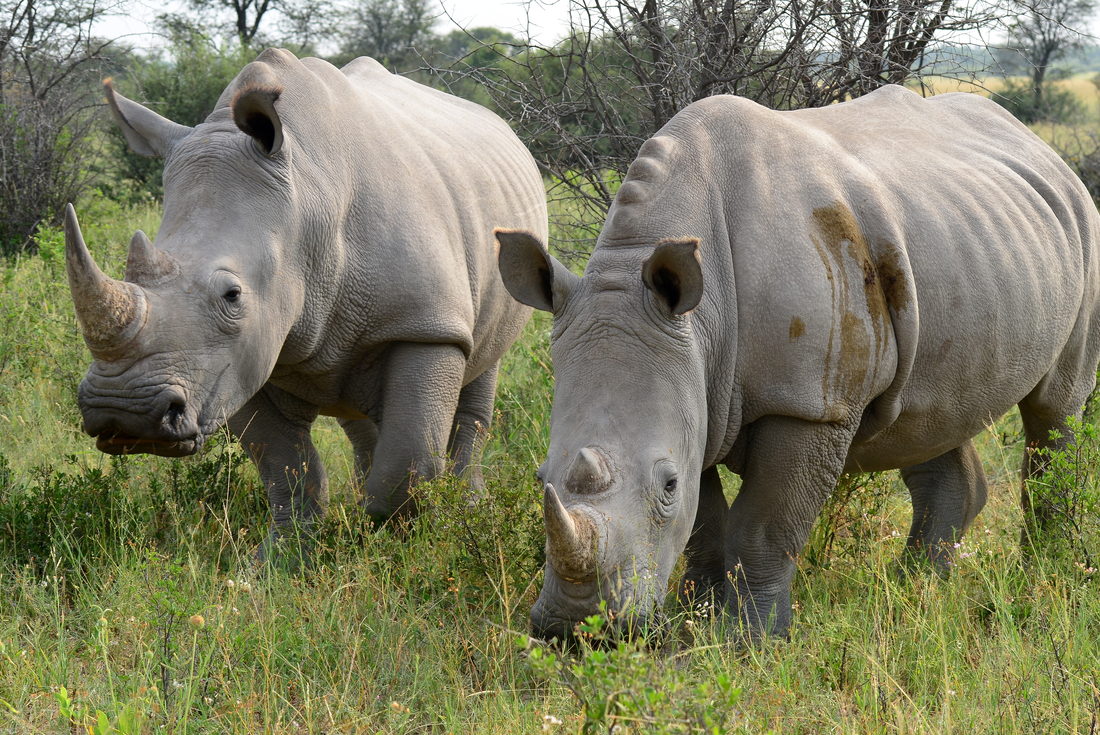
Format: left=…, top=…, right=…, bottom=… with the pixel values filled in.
left=496, top=229, right=708, bottom=640
left=68, top=50, right=321, bottom=456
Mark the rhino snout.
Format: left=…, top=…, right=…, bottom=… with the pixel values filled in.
left=79, top=380, right=202, bottom=457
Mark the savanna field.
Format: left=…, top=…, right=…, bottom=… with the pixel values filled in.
left=2, top=89, right=1100, bottom=733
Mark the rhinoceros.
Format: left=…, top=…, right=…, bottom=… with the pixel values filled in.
left=495, top=85, right=1100, bottom=639
left=65, top=48, right=547, bottom=560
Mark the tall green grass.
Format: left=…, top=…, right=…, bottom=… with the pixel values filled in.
left=0, top=199, right=1097, bottom=733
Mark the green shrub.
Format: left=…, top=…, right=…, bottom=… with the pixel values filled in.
left=106, top=29, right=256, bottom=200
left=993, top=76, right=1084, bottom=124
left=524, top=609, right=747, bottom=734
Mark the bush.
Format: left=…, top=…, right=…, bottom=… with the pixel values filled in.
left=0, top=0, right=114, bottom=255
left=524, top=609, right=745, bottom=733
left=105, top=26, right=255, bottom=200
left=993, top=76, right=1084, bottom=124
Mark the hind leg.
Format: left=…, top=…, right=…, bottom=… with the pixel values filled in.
left=899, top=439, right=989, bottom=573
left=449, top=363, right=498, bottom=500
left=1018, top=395, right=1080, bottom=545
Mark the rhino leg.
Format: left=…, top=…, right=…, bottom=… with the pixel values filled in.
left=448, top=362, right=498, bottom=501
left=1018, top=395, right=1080, bottom=545
left=724, top=415, right=856, bottom=639
left=899, top=439, right=989, bottom=574
left=229, top=386, right=326, bottom=568
left=338, top=416, right=380, bottom=496
left=360, top=342, right=465, bottom=521
left=678, top=466, right=728, bottom=615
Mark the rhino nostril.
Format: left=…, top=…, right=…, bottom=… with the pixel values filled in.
left=164, top=401, right=185, bottom=427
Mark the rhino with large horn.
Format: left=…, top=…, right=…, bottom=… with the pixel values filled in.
left=70, top=49, right=547, bottom=561
left=498, top=85, right=1100, bottom=640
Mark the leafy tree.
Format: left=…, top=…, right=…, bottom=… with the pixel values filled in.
left=106, top=25, right=255, bottom=199
left=0, top=0, right=118, bottom=254
left=338, top=0, right=436, bottom=70
left=996, top=0, right=1096, bottom=122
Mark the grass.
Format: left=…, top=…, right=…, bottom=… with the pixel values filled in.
left=1, top=193, right=1099, bottom=730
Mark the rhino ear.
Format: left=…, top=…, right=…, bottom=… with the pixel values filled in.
left=104, top=78, right=192, bottom=158
left=642, top=238, right=704, bottom=316
left=233, top=86, right=284, bottom=156
left=495, top=229, right=578, bottom=312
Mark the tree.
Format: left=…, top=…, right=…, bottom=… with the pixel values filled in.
left=438, top=0, right=1001, bottom=258
left=0, top=0, right=119, bottom=253
left=997, top=0, right=1095, bottom=120
left=180, top=0, right=336, bottom=49
left=105, top=22, right=255, bottom=198
left=340, top=0, right=436, bottom=70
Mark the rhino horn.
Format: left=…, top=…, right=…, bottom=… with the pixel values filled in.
left=125, top=230, right=178, bottom=285
left=65, top=204, right=147, bottom=360
left=544, top=483, right=597, bottom=580
left=566, top=447, right=612, bottom=494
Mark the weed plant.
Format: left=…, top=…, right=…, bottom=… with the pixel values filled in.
left=0, top=199, right=1098, bottom=733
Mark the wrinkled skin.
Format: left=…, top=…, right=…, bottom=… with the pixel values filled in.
left=68, top=49, right=547, bottom=563
left=497, top=86, right=1100, bottom=640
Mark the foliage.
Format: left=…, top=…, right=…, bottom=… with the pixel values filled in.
left=525, top=608, right=746, bottom=733
left=997, top=0, right=1096, bottom=119
left=104, top=27, right=255, bottom=200
left=1023, top=417, right=1100, bottom=567
left=1054, top=122, right=1100, bottom=204
left=993, top=74, right=1085, bottom=123
left=336, top=0, right=436, bottom=71
left=803, top=472, right=897, bottom=570
left=0, top=0, right=119, bottom=255
left=441, top=0, right=1001, bottom=256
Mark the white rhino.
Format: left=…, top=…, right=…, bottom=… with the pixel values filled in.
left=496, top=85, right=1100, bottom=639
left=65, top=49, right=547, bottom=560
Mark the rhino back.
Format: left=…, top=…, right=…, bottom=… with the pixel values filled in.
left=595, top=86, right=1100, bottom=471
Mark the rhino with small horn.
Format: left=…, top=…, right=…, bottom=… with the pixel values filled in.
left=496, top=85, right=1100, bottom=640
left=67, top=49, right=546, bottom=561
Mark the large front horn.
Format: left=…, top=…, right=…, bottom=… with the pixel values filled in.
left=65, top=204, right=147, bottom=360
left=544, top=483, right=597, bottom=580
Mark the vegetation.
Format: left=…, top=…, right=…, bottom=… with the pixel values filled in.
left=1, top=0, right=1100, bottom=730
left=0, top=190, right=1098, bottom=732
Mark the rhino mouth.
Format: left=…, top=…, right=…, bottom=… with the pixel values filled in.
left=95, top=429, right=201, bottom=457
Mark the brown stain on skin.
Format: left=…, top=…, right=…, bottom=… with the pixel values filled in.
left=874, top=239, right=910, bottom=312
left=789, top=316, right=806, bottom=342
left=810, top=202, right=904, bottom=411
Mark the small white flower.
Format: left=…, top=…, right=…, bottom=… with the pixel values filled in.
left=225, top=579, right=235, bottom=589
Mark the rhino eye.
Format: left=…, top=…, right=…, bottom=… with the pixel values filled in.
left=664, top=477, right=678, bottom=494
left=223, top=286, right=242, bottom=303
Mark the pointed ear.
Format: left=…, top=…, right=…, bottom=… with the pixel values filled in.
left=642, top=238, right=704, bottom=316
left=494, top=229, right=579, bottom=312
left=232, top=86, right=284, bottom=156
left=104, top=78, right=192, bottom=158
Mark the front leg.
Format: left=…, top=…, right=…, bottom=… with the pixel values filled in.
left=725, top=415, right=856, bottom=639
left=361, top=342, right=466, bottom=520
left=228, top=385, right=325, bottom=567
left=678, top=466, right=729, bottom=613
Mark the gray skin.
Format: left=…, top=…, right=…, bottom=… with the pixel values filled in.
left=65, top=49, right=547, bottom=562
left=496, top=85, right=1100, bottom=640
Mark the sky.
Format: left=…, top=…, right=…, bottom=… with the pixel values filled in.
left=95, top=0, right=574, bottom=53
